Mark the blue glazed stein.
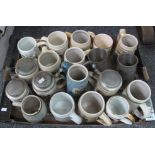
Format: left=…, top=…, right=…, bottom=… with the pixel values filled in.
left=67, top=64, right=89, bottom=96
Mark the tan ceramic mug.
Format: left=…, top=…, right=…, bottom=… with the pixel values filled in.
left=93, top=34, right=113, bottom=54
left=78, top=91, right=112, bottom=126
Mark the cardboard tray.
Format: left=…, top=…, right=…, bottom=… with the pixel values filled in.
left=0, top=30, right=154, bottom=127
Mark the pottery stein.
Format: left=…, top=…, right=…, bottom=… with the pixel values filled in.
left=96, top=69, right=122, bottom=96
left=122, top=80, right=151, bottom=119
left=67, top=64, right=89, bottom=97
left=5, top=78, right=30, bottom=106
left=21, top=95, right=47, bottom=123
left=40, top=31, right=68, bottom=55
left=70, top=30, right=91, bottom=51
left=15, top=57, right=39, bottom=81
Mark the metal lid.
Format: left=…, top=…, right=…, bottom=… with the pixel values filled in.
left=33, top=71, right=54, bottom=89
left=6, top=79, right=27, bottom=97
left=16, top=58, right=37, bottom=76
left=99, top=69, right=122, bottom=90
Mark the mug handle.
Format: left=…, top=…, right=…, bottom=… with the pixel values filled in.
left=69, top=112, right=82, bottom=124
left=55, top=75, right=66, bottom=90
left=12, top=101, right=22, bottom=107
left=65, top=32, right=72, bottom=39
left=84, top=49, right=91, bottom=55
left=88, top=31, right=96, bottom=39
left=134, top=103, right=149, bottom=119
left=97, top=112, right=112, bottom=126
left=117, top=29, right=126, bottom=42
left=120, top=114, right=135, bottom=125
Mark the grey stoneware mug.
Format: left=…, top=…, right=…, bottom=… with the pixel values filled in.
left=5, top=78, right=30, bottom=107
left=117, top=53, right=138, bottom=84
left=87, top=48, right=108, bottom=72
left=21, top=95, right=47, bottom=123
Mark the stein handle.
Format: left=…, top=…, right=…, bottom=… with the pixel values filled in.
left=97, top=112, right=112, bottom=126
left=88, top=31, right=96, bottom=39
left=65, top=32, right=72, bottom=39
left=12, top=101, right=22, bottom=107
left=55, top=75, right=66, bottom=89
left=120, top=113, right=135, bottom=125
left=134, top=103, right=149, bottom=119
left=84, top=49, right=91, bottom=55
left=117, top=29, right=126, bottom=42
left=69, top=112, right=82, bottom=124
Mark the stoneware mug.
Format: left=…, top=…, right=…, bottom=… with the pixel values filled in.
left=106, top=96, right=135, bottom=125
left=38, top=50, right=61, bottom=73
left=49, top=92, right=82, bottom=124
left=32, top=71, right=66, bottom=96
left=40, top=31, right=68, bottom=55
left=17, top=37, right=39, bottom=57
left=15, top=57, right=39, bottom=81
left=123, top=80, right=151, bottom=119
left=93, top=33, right=113, bottom=54
left=96, top=69, right=122, bottom=96
left=61, top=47, right=85, bottom=73
left=78, top=91, right=112, bottom=126
left=70, top=30, right=91, bottom=51
left=115, top=29, right=138, bottom=55
left=67, top=64, right=89, bottom=96
left=87, top=48, right=108, bottom=72
left=117, top=53, right=139, bottom=84
left=21, top=95, right=47, bottom=123
left=5, top=78, right=30, bottom=107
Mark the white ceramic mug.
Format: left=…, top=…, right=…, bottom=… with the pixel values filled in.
left=93, top=34, right=113, bottom=54
left=123, top=80, right=151, bottom=119
left=115, top=29, right=138, bottom=55
left=17, top=37, right=39, bottom=57
left=49, top=92, right=82, bottom=124
left=106, top=96, right=135, bottom=125
left=21, top=95, right=47, bottom=123
left=78, top=91, right=112, bottom=126
left=38, top=50, right=61, bottom=73
left=70, top=30, right=91, bottom=51
left=41, top=31, right=68, bottom=55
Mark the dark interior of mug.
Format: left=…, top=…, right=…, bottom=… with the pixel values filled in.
left=48, top=32, right=66, bottom=46
left=130, top=81, right=150, bottom=100
left=118, top=53, right=138, bottom=66
left=19, top=37, right=35, bottom=51
left=88, top=48, right=107, bottom=62
left=22, top=96, right=41, bottom=115
left=109, top=98, right=128, bottom=115
left=40, top=53, right=57, bottom=66
left=52, top=93, right=73, bottom=115
left=66, top=48, right=84, bottom=63
left=69, top=66, right=87, bottom=81
left=122, top=35, right=137, bottom=47
left=81, top=93, right=102, bottom=114
left=72, top=31, right=89, bottom=44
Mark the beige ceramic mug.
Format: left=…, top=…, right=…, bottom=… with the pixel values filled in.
left=93, top=34, right=113, bottom=54
left=78, top=91, right=112, bottom=126
left=41, top=31, right=68, bottom=55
